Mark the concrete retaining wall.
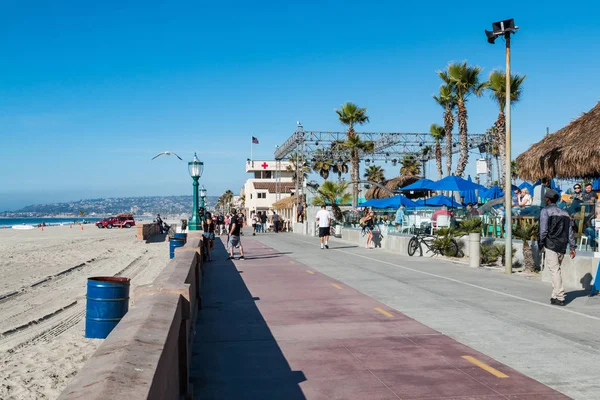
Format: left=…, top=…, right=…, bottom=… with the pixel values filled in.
left=541, top=253, right=599, bottom=290
left=59, top=232, right=204, bottom=400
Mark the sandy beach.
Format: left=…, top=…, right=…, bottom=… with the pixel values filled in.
left=0, top=224, right=171, bottom=399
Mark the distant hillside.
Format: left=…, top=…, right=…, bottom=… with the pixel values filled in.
left=0, top=196, right=220, bottom=217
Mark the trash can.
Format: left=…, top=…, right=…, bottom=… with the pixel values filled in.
left=85, top=276, right=130, bottom=339
left=170, top=238, right=186, bottom=258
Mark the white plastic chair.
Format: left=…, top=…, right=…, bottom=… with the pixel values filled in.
left=433, top=215, right=451, bottom=233
left=578, top=236, right=589, bottom=251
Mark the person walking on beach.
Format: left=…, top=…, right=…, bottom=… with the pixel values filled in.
left=202, top=212, right=216, bottom=262
left=156, top=214, right=164, bottom=234
left=315, top=204, right=332, bottom=249
left=227, top=209, right=245, bottom=260
left=539, top=189, right=576, bottom=306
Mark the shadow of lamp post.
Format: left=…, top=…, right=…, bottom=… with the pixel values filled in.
left=188, top=153, right=204, bottom=230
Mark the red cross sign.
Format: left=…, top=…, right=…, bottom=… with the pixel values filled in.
left=261, top=162, right=269, bottom=169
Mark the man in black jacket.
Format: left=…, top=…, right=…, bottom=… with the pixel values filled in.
left=539, top=189, right=576, bottom=306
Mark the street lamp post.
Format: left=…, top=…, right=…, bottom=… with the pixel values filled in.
left=188, top=153, right=204, bottom=231
left=486, top=18, right=518, bottom=274
left=200, top=185, right=207, bottom=209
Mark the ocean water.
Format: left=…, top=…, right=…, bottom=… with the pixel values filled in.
left=0, top=218, right=103, bottom=228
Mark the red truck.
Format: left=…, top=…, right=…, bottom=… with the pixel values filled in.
left=95, top=214, right=136, bottom=229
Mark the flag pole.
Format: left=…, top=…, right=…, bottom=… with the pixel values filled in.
left=251, top=134, right=253, bottom=163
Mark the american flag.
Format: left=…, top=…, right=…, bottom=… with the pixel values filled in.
left=252, top=136, right=259, bottom=144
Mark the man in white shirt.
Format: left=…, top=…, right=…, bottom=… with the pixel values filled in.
left=315, top=204, right=332, bottom=249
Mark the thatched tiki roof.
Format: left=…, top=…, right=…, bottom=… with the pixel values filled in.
left=516, top=101, right=600, bottom=180
left=272, top=195, right=299, bottom=210
left=365, top=175, right=421, bottom=199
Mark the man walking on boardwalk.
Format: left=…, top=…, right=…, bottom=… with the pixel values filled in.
left=316, top=204, right=332, bottom=249
left=227, top=209, right=245, bottom=260
left=539, top=189, right=576, bottom=306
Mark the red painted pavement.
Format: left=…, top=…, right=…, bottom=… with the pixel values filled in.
left=191, top=237, right=570, bottom=400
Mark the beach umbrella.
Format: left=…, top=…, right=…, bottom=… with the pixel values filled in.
left=518, top=181, right=534, bottom=193
left=422, top=175, right=486, bottom=192
left=481, top=185, right=504, bottom=200
left=400, top=178, right=435, bottom=191
left=359, top=195, right=418, bottom=209
left=415, top=195, right=464, bottom=208
left=592, top=178, right=600, bottom=191
left=376, top=195, right=418, bottom=208
left=460, top=175, right=478, bottom=205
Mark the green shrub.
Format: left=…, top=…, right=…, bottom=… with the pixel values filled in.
left=458, top=218, right=483, bottom=235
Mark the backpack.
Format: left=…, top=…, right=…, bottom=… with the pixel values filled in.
left=359, top=216, right=368, bottom=228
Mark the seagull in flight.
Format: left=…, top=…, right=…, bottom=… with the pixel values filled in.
left=152, top=151, right=183, bottom=161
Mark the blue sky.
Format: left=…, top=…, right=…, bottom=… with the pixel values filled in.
left=1, top=0, right=598, bottom=211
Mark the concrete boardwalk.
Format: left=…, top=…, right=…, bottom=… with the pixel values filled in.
left=191, top=235, right=572, bottom=399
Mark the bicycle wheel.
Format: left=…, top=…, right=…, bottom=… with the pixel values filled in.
left=446, top=239, right=459, bottom=257
left=408, top=237, right=421, bottom=256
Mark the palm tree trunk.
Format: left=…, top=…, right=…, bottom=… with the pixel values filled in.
left=495, top=111, right=507, bottom=188
left=351, top=155, right=359, bottom=208
left=435, top=141, right=443, bottom=180
left=454, top=100, right=469, bottom=177
left=522, top=241, right=535, bottom=273
left=444, top=106, right=454, bottom=176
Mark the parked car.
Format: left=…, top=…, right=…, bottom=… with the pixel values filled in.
left=96, top=214, right=136, bottom=229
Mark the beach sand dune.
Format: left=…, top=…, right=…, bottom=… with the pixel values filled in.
left=0, top=225, right=171, bottom=400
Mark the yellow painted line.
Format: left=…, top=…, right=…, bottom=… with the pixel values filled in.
left=290, top=261, right=295, bottom=264
left=331, top=283, right=343, bottom=290
left=374, top=307, right=394, bottom=318
left=306, top=270, right=315, bottom=274
left=462, top=356, right=509, bottom=378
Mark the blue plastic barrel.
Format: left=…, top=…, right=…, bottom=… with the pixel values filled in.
left=170, top=238, right=186, bottom=259
left=85, top=276, right=130, bottom=339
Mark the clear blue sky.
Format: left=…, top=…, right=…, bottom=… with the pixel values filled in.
left=1, top=0, right=598, bottom=211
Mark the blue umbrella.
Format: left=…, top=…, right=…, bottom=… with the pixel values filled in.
left=592, top=178, right=600, bottom=191
left=377, top=195, right=418, bottom=208
left=400, top=178, right=435, bottom=191
left=481, top=185, right=504, bottom=200
left=359, top=195, right=418, bottom=209
left=423, top=175, right=486, bottom=192
left=460, top=175, right=478, bottom=205
left=518, top=181, right=534, bottom=193
left=415, top=195, right=464, bottom=208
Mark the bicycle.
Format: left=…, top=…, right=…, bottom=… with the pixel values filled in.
left=407, top=229, right=459, bottom=257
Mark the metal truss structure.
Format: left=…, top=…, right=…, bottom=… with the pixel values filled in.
left=274, top=124, right=491, bottom=163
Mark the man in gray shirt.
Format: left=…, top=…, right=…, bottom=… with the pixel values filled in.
left=539, top=189, right=576, bottom=306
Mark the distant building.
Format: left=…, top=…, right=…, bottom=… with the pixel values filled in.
left=242, top=160, right=296, bottom=218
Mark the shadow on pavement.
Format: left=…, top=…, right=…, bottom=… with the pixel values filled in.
left=191, top=240, right=307, bottom=399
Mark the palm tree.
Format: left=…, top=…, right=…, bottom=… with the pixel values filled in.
left=364, top=165, right=385, bottom=183
left=400, top=155, right=421, bottom=176
left=486, top=70, right=526, bottom=187
left=429, top=123, right=445, bottom=180
left=513, top=223, right=539, bottom=273
left=312, top=180, right=352, bottom=221
left=335, top=102, right=370, bottom=208
left=510, top=160, right=519, bottom=184
left=433, top=80, right=456, bottom=177
left=286, top=152, right=310, bottom=184
left=311, top=149, right=332, bottom=179
left=344, top=135, right=375, bottom=204
left=446, top=61, right=485, bottom=177
left=330, top=140, right=350, bottom=181
left=221, top=190, right=234, bottom=213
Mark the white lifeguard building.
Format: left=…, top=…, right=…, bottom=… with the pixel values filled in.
left=242, top=160, right=296, bottom=219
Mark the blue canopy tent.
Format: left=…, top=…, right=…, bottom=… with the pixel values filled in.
left=481, top=185, right=504, bottom=200
left=460, top=176, right=478, bottom=205
left=400, top=178, right=435, bottom=191
left=415, top=195, right=463, bottom=208
left=359, top=195, right=418, bottom=209
left=422, top=175, right=486, bottom=192
left=593, top=178, right=600, bottom=191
